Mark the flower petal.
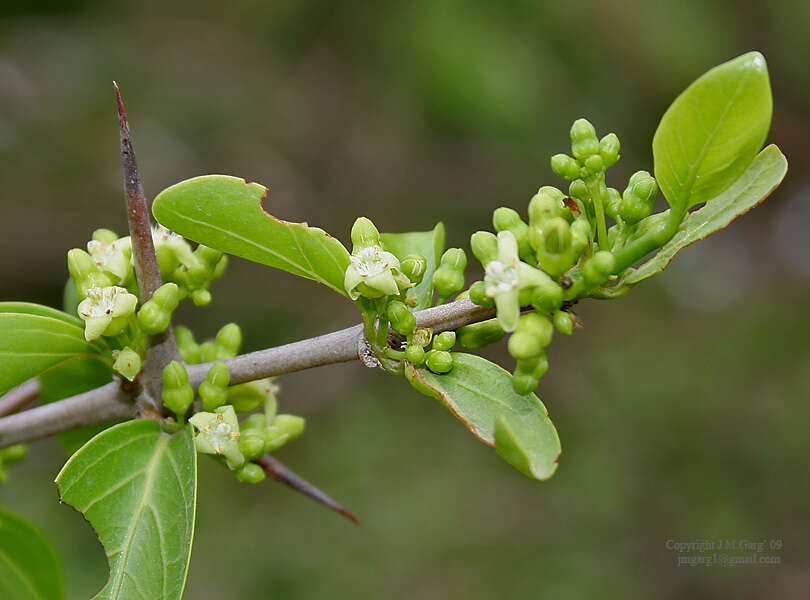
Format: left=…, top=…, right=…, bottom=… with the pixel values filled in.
left=495, top=289, right=520, bottom=332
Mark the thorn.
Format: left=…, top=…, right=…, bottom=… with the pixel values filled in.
left=254, top=455, right=359, bottom=525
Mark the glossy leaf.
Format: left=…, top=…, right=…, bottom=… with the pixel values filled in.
left=56, top=420, right=197, bottom=600
left=0, top=304, right=109, bottom=396
left=616, top=144, right=787, bottom=288
left=405, top=353, right=560, bottom=480
left=0, top=507, right=63, bottom=600
left=381, top=222, right=446, bottom=310
left=653, top=51, right=772, bottom=215
left=153, top=175, right=351, bottom=296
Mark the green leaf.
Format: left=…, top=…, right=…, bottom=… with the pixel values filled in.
left=55, top=420, right=197, bottom=600
left=615, top=144, right=787, bottom=288
left=381, top=223, right=446, bottom=310
left=153, top=175, right=351, bottom=296
left=0, top=305, right=109, bottom=396
left=0, top=507, right=64, bottom=600
left=404, top=353, right=560, bottom=480
left=653, top=51, right=772, bottom=215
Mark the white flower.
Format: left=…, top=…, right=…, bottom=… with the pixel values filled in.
left=344, top=244, right=406, bottom=300
left=76, top=286, right=138, bottom=341
left=152, top=224, right=197, bottom=270
left=87, top=236, right=132, bottom=284
left=189, top=406, right=244, bottom=469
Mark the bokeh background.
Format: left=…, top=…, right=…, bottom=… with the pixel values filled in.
left=2, top=1, right=810, bottom=598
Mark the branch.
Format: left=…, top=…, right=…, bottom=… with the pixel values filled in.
left=254, top=455, right=358, bottom=524
left=0, top=379, right=40, bottom=418
left=0, top=298, right=495, bottom=447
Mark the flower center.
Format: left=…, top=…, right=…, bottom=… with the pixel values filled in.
left=351, top=246, right=389, bottom=278
left=80, top=286, right=122, bottom=317
left=484, top=260, right=519, bottom=296
left=153, top=224, right=183, bottom=246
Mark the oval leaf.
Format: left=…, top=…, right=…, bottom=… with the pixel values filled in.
left=653, top=51, right=772, bottom=215
left=405, top=353, right=560, bottom=480
left=614, top=144, right=787, bottom=289
left=153, top=175, right=351, bottom=296
left=381, top=222, right=446, bottom=310
left=55, top=420, right=197, bottom=600
left=0, top=507, right=63, bottom=600
left=0, top=305, right=108, bottom=396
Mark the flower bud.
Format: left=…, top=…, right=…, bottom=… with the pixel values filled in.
left=162, top=361, right=194, bottom=420
left=433, top=331, right=456, bottom=351
left=241, top=413, right=267, bottom=431
left=155, top=245, right=180, bottom=276
left=530, top=280, right=564, bottom=313
left=264, top=414, right=305, bottom=452
left=599, top=133, right=621, bottom=167
left=227, top=378, right=272, bottom=413
left=470, top=231, right=498, bottom=266
left=112, top=347, right=142, bottom=382
left=528, top=186, right=566, bottom=226
left=468, top=280, right=495, bottom=307
left=493, top=208, right=532, bottom=261
left=235, top=462, right=266, bottom=484
left=68, top=249, right=113, bottom=299
left=583, top=154, right=604, bottom=174
left=350, top=217, right=381, bottom=250
left=215, top=323, right=243, bottom=359
left=457, top=318, right=505, bottom=349
left=190, top=289, right=212, bottom=307
left=137, top=283, right=182, bottom=335
left=583, top=251, right=616, bottom=285
left=425, top=349, right=453, bottom=374
left=401, top=254, right=427, bottom=285
left=92, top=228, right=119, bottom=244
left=238, top=429, right=267, bottom=461
left=550, top=154, right=581, bottom=180
left=511, top=354, right=549, bottom=395
left=405, top=343, right=426, bottom=365
left=570, top=118, right=600, bottom=160
left=553, top=310, right=574, bottom=335
left=198, top=341, right=219, bottom=363
left=433, top=248, right=467, bottom=300
left=507, top=313, right=552, bottom=360
left=387, top=300, right=416, bottom=336
left=620, top=171, right=658, bottom=223
left=604, top=187, right=622, bottom=221
left=199, top=362, right=231, bottom=412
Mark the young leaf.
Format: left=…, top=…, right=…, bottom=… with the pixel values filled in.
left=653, top=51, right=772, bottom=216
left=381, top=222, right=446, bottom=309
left=0, top=306, right=109, bottom=396
left=0, top=506, right=64, bottom=600
left=153, top=175, right=351, bottom=296
left=55, top=420, right=197, bottom=600
left=404, top=353, right=560, bottom=480
left=611, top=144, right=787, bottom=289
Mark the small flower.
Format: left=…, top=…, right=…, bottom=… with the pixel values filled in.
left=344, top=244, right=408, bottom=300
left=483, top=231, right=546, bottom=332
left=152, top=224, right=197, bottom=270
left=76, top=286, right=138, bottom=341
left=189, top=406, right=244, bottom=469
left=87, top=236, right=132, bottom=284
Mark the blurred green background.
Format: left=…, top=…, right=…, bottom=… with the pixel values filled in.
left=2, top=1, right=810, bottom=598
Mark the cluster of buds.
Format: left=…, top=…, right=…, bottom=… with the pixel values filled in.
left=403, top=327, right=456, bottom=374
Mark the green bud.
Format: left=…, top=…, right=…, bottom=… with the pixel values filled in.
left=215, top=323, right=243, bottom=359
left=531, top=280, right=564, bottom=313
left=543, top=218, right=572, bottom=254
left=0, top=444, right=27, bottom=464
left=199, top=363, right=231, bottom=412
left=350, top=217, right=381, bottom=250
left=570, top=118, right=600, bottom=160
left=511, top=355, right=549, bottom=395
left=162, top=361, right=194, bottom=420
left=238, top=430, right=267, bottom=461
left=241, top=413, right=268, bottom=431
left=433, top=248, right=467, bottom=299
left=264, top=414, right=305, bottom=452
left=439, top=247, right=467, bottom=271
left=211, top=254, right=228, bottom=281
left=553, top=310, right=574, bottom=335
left=512, top=373, right=538, bottom=396
left=604, top=187, right=622, bottom=222
left=387, top=300, right=416, bottom=336
left=67, top=248, right=113, bottom=299
left=235, top=462, right=266, bottom=484
left=599, top=133, right=620, bottom=167
left=425, top=349, right=453, bottom=374
left=528, top=186, right=567, bottom=226
left=92, top=228, right=119, bottom=244
left=138, top=282, right=182, bottom=335
left=198, top=340, right=219, bottom=363
left=174, top=326, right=201, bottom=364
left=493, top=208, right=532, bottom=261
left=405, top=343, right=426, bottom=365
left=468, top=280, right=495, bottom=307
left=583, top=251, right=616, bottom=286
left=112, top=347, right=142, bottom=382
left=620, top=171, right=658, bottom=223
left=550, top=154, right=581, bottom=180
left=470, top=231, right=498, bottom=266
left=508, top=313, right=553, bottom=360
left=569, top=179, right=589, bottom=203
left=228, top=378, right=272, bottom=413
left=433, top=331, right=456, bottom=351
left=190, top=289, right=212, bottom=306
left=401, top=254, right=427, bottom=285
left=584, top=154, right=604, bottom=174
left=457, top=318, right=505, bottom=349
left=155, top=245, right=180, bottom=276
